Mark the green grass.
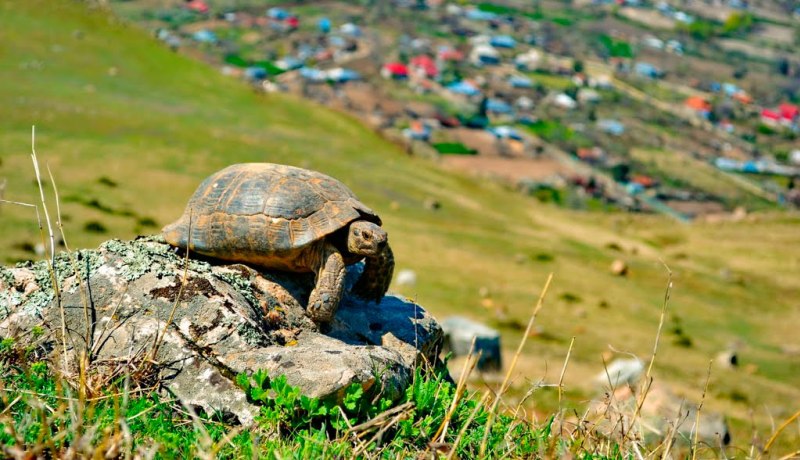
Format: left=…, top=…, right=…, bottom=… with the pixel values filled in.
left=432, top=142, right=477, bottom=155
left=1, top=0, right=799, bottom=454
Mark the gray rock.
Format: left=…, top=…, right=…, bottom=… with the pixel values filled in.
left=0, top=237, right=443, bottom=426
left=441, top=316, right=502, bottom=372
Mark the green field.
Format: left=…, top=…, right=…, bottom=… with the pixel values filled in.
left=1, top=0, right=799, bottom=454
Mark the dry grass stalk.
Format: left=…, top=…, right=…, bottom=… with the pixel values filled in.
left=631, top=265, right=673, bottom=443
left=478, top=272, right=553, bottom=457
left=690, top=359, right=714, bottom=460
left=433, top=337, right=479, bottom=444
left=762, top=408, right=800, bottom=456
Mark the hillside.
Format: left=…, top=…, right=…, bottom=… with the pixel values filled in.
left=1, top=0, right=799, bottom=451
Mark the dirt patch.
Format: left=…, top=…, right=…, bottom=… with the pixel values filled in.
left=663, top=200, right=725, bottom=217
left=754, top=23, right=795, bottom=45
left=150, top=275, right=217, bottom=300
left=618, top=8, right=675, bottom=30
left=717, top=39, right=780, bottom=61
left=440, top=155, right=571, bottom=183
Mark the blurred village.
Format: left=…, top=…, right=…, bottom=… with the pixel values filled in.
left=116, top=0, right=800, bottom=221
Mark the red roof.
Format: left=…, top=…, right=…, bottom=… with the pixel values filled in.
left=410, top=55, right=438, bottom=78
left=685, top=96, right=711, bottom=112
left=761, top=109, right=781, bottom=121
left=185, top=0, right=209, bottom=13
left=382, top=62, right=409, bottom=76
left=286, top=16, right=299, bottom=28
left=438, top=49, right=464, bottom=61
left=779, top=103, right=799, bottom=120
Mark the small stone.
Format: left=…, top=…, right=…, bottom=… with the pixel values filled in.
left=423, top=197, right=441, bottom=211
left=441, top=316, right=502, bottom=372
left=395, top=269, right=417, bottom=288
left=715, top=350, right=738, bottom=369
left=610, top=259, right=628, bottom=276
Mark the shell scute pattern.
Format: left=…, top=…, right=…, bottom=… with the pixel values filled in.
left=163, top=163, right=381, bottom=271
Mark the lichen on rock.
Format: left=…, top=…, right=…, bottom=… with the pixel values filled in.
left=0, top=237, right=444, bottom=425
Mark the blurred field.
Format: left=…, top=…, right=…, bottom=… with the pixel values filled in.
left=0, top=1, right=799, bottom=451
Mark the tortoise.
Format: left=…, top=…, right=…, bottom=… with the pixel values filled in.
left=162, top=163, right=394, bottom=323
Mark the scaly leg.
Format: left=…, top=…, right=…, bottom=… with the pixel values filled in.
left=307, top=242, right=346, bottom=323
left=352, top=242, right=394, bottom=303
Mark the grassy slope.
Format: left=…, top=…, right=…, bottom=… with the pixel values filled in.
left=1, top=0, right=798, bottom=448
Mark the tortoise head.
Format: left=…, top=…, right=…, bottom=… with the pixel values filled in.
left=347, top=220, right=387, bottom=256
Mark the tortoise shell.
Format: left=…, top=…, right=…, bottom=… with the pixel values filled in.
left=162, top=163, right=381, bottom=271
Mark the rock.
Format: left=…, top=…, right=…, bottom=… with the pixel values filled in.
left=610, top=259, right=628, bottom=276
left=423, top=197, right=441, bottom=211
left=595, top=357, right=644, bottom=388
left=441, top=316, right=502, bottom=372
left=587, top=382, right=730, bottom=446
left=715, top=350, right=738, bottom=369
left=0, top=237, right=443, bottom=426
left=395, top=269, right=417, bottom=288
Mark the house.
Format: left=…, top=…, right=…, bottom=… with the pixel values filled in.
left=486, top=98, right=513, bottom=115
left=578, top=88, right=601, bottom=104
left=340, top=23, right=362, bottom=37
left=410, top=55, right=438, bottom=79
left=244, top=66, right=267, bottom=81
left=685, top=96, right=712, bottom=118
left=597, top=119, right=625, bottom=136
left=184, top=0, right=209, bottom=14
left=465, top=8, right=498, bottom=21
left=437, top=47, right=464, bottom=62
left=761, top=103, right=800, bottom=128
left=488, top=125, right=523, bottom=140
left=299, top=67, right=326, bottom=83
left=634, top=62, right=662, bottom=79
left=642, top=36, right=664, bottom=50
left=514, top=50, right=541, bottom=71
left=470, top=44, right=500, bottom=67
left=577, top=147, right=606, bottom=163
left=381, top=62, right=409, bottom=79
left=267, top=7, right=290, bottom=20
left=403, top=120, right=431, bottom=141
left=446, top=80, right=481, bottom=97
left=326, top=68, right=360, bottom=83
left=275, top=56, right=304, bottom=71
left=508, top=75, right=533, bottom=88
left=192, top=29, right=217, bottom=44
left=553, top=93, right=577, bottom=109
left=780, top=103, right=800, bottom=123
left=666, top=39, right=683, bottom=55
left=515, top=96, right=534, bottom=111
left=318, top=17, right=331, bottom=34
left=490, top=35, right=517, bottom=49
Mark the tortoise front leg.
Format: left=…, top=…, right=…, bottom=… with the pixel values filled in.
left=352, top=242, right=394, bottom=303
left=307, top=242, right=347, bottom=323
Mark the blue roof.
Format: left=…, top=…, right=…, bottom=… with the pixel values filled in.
left=488, top=125, right=523, bottom=140
left=318, top=17, right=331, bottom=33
left=299, top=67, right=326, bottom=81
left=486, top=98, right=513, bottom=114
left=446, top=81, right=480, bottom=96
left=466, top=9, right=498, bottom=21
left=490, top=35, right=517, bottom=48
left=509, top=75, right=533, bottom=88
left=192, top=29, right=217, bottom=43
left=267, top=7, right=290, bottom=20
left=244, top=67, right=267, bottom=80
left=597, top=119, right=625, bottom=136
